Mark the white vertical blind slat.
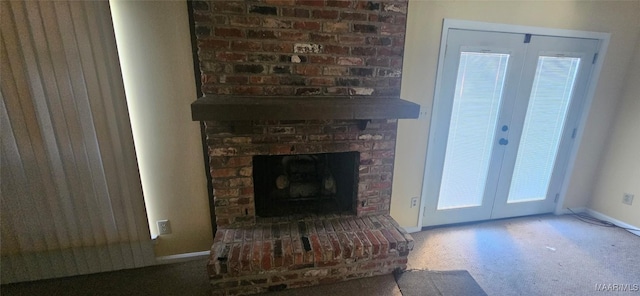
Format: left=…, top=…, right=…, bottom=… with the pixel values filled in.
left=1, top=11, right=81, bottom=276
left=6, top=1, right=82, bottom=252
left=68, top=1, right=123, bottom=271
left=47, top=0, right=122, bottom=272
left=91, top=0, right=135, bottom=269
left=1, top=7, right=72, bottom=253
left=1, top=0, right=155, bottom=284
left=81, top=0, right=149, bottom=268
left=41, top=0, right=107, bottom=249
left=53, top=2, right=116, bottom=264
left=21, top=1, right=101, bottom=275
left=0, top=96, right=41, bottom=281
left=30, top=0, right=98, bottom=250
left=4, top=2, right=60, bottom=259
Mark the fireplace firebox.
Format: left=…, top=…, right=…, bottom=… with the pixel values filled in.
left=253, top=152, right=359, bottom=218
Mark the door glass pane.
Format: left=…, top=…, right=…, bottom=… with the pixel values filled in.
left=438, top=52, right=509, bottom=210
left=507, top=56, right=580, bottom=203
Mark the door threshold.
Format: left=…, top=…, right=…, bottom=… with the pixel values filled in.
left=420, top=213, right=554, bottom=232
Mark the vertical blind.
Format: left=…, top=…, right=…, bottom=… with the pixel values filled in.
left=1, top=1, right=154, bottom=283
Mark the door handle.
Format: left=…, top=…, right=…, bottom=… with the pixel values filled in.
left=499, top=138, right=509, bottom=145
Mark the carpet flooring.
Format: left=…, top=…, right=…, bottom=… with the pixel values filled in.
left=408, top=214, right=640, bottom=296
left=2, top=214, right=638, bottom=295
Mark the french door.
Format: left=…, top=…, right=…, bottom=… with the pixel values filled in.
left=422, top=28, right=600, bottom=226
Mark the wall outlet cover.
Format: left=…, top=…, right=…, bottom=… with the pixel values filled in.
left=157, top=220, right=171, bottom=235
left=411, top=197, right=419, bottom=208
left=622, top=193, right=634, bottom=205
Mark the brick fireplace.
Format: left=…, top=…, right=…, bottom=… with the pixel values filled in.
left=189, top=0, right=417, bottom=295
left=199, top=118, right=416, bottom=295
left=204, top=118, right=404, bottom=227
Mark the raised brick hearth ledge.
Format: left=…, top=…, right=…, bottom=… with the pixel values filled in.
left=208, top=214, right=414, bottom=295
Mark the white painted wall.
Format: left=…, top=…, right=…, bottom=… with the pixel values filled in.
left=110, top=1, right=212, bottom=256
left=589, top=36, right=640, bottom=227
left=392, top=0, right=640, bottom=228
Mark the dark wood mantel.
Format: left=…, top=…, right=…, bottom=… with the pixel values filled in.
left=190, top=96, right=420, bottom=121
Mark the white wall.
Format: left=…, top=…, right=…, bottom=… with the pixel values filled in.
left=589, top=35, right=640, bottom=227
left=110, top=1, right=212, bottom=256
left=392, top=0, right=640, bottom=228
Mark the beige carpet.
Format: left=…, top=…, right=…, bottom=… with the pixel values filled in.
left=409, top=214, right=640, bottom=296
left=2, top=214, right=638, bottom=295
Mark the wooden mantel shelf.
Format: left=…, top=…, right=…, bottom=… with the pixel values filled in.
left=190, top=96, right=420, bottom=121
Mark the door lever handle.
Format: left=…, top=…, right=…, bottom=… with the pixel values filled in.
left=499, top=138, right=509, bottom=145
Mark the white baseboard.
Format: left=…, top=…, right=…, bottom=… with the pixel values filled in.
left=403, top=226, right=422, bottom=233
left=154, top=250, right=210, bottom=265
left=582, top=209, right=640, bottom=237
left=557, top=207, right=587, bottom=215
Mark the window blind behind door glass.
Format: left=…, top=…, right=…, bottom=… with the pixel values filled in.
left=507, top=56, right=580, bottom=203
left=438, top=52, right=509, bottom=209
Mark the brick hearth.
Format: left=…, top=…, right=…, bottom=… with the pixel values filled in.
left=208, top=214, right=413, bottom=295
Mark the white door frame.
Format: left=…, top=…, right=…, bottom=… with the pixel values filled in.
left=418, top=19, right=610, bottom=228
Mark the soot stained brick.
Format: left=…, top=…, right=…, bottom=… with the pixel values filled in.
left=195, top=26, right=211, bottom=36
left=272, top=66, right=292, bottom=74
left=353, top=24, right=378, bottom=34
left=364, top=1, right=381, bottom=10
left=279, top=76, right=307, bottom=86
left=250, top=5, right=278, bottom=15
left=192, top=1, right=209, bottom=11
left=336, top=78, right=361, bottom=86
left=234, top=64, right=265, bottom=74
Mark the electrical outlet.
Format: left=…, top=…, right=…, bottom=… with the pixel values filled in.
left=157, top=220, right=171, bottom=235
left=410, top=197, right=419, bottom=208
left=418, top=107, right=429, bottom=119
left=623, top=193, right=634, bottom=205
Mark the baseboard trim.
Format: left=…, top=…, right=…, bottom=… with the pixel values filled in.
left=557, top=207, right=587, bottom=215
left=155, top=250, right=210, bottom=265
left=583, top=209, right=640, bottom=237
left=403, top=226, right=422, bottom=233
